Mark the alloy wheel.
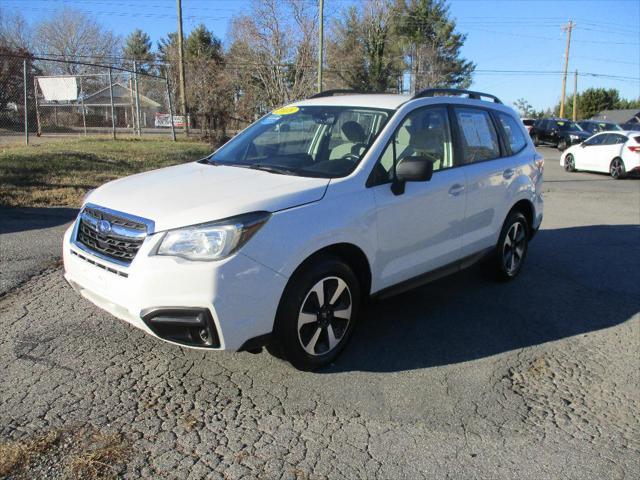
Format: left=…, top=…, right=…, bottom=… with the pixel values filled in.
left=610, top=159, right=623, bottom=179
left=502, top=222, right=526, bottom=276
left=297, top=276, right=352, bottom=356
left=564, top=154, right=575, bottom=172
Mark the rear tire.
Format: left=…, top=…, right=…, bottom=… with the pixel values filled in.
left=268, top=255, right=361, bottom=371
left=557, top=138, right=568, bottom=151
left=487, top=211, right=529, bottom=282
left=610, top=158, right=625, bottom=179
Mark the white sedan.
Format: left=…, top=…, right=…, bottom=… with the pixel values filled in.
left=560, top=131, right=640, bottom=179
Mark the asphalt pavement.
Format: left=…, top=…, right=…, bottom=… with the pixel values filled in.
left=0, top=147, right=638, bottom=479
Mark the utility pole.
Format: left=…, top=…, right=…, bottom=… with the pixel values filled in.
left=176, top=0, right=188, bottom=135
left=317, top=0, right=324, bottom=93
left=572, top=70, right=578, bottom=121
left=559, top=20, right=574, bottom=119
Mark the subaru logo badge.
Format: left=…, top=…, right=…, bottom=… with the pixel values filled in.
left=97, top=219, right=112, bottom=235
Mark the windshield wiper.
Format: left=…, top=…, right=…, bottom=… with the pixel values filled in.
left=246, top=164, right=301, bottom=176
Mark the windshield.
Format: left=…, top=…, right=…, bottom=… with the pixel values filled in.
left=555, top=120, right=583, bottom=132
left=208, top=105, right=392, bottom=178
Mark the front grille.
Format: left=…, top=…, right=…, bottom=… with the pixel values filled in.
left=75, top=206, right=149, bottom=265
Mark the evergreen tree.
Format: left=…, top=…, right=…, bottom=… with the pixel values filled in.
left=185, top=24, right=223, bottom=61
left=124, top=29, right=154, bottom=73
left=327, top=2, right=404, bottom=92
left=395, top=0, right=474, bottom=90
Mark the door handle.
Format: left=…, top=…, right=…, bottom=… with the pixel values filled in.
left=503, top=168, right=515, bottom=179
left=448, top=184, right=465, bottom=196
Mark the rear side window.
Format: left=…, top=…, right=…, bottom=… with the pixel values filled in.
left=497, top=112, right=527, bottom=154
left=453, top=108, right=500, bottom=164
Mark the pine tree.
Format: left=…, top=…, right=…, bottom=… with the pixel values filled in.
left=395, top=0, right=474, bottom=90
left=124, top=29, right=154, bottom=73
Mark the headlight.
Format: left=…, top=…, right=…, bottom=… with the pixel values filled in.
left=569, top=134, right=579, bottom=140
left=156, top=211, right=270, bottom=261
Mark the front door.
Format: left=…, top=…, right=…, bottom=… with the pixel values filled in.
left=369, top=106, right=466, bottom=291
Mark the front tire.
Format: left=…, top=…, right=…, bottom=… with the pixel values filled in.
left=269, top=256, right=361, bottom=371
left=564, top=153, right=575, bottom=172
left=610, top=158, right=625, bottom=179
left=488, top=211, right=529, bottom=281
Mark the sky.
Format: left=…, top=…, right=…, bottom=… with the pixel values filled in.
left=9, top=0, right=640, bottom=110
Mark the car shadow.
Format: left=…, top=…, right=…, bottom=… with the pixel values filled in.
left=325, top=224, right=640, bottom=373
left=0, top=206, right=78, bottom=234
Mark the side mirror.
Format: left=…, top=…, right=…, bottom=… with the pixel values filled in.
left=391, top=156, right=434, bottom=195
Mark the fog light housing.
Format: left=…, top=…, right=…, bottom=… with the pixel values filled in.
left=140, top=307, right=220, bottom=348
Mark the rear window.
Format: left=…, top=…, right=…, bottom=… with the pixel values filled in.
left=454, top=108, right=501, bottom=163
left=522, top=119, right=534, bottom=126
left=498, top=113, right=528, bottom=154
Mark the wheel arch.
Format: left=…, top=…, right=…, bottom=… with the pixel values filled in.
left=507, top=199, right=535, bottom=238
left=288, top=243, right=373, bottom=297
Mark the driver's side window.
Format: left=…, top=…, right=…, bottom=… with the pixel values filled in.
left=371, top=106, right=452, bottom=186
left=583, top=134, right=605, bottom=146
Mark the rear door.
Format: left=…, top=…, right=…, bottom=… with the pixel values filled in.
left=592, top=133, right=626, bottom=173
left=451, top=106, right=517, bottom=257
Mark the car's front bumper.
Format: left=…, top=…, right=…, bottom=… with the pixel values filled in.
left=62, top=222, right=288, bottom=352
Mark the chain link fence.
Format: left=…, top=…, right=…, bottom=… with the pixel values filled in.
left=0, top=54, right=180, bottom=145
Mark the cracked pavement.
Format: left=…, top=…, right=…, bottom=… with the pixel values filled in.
left=1, top=148, right=638, bottom=479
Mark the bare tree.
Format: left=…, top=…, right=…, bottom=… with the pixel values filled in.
left=34, top=8, right=121, bottom=74
left=0, top=8, right=32, bottom=51
left=226, top=0, right=318, bottom=112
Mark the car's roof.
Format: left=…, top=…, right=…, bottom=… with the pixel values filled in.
left=293, top=94, right=410, bottom=110
left=591, top=130, right=637, bottom=137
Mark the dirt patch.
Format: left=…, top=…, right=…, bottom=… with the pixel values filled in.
left=0, top=427, right=130, bottom=479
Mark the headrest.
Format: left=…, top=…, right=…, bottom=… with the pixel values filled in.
left=341, top=121, right=366, bottom=143
left=408, top=128, right=442, bottom=150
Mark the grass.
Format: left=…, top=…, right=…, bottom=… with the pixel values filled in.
left=0, top=431, right=60, bottom=477
left=0, top=428, right=130, bottom=479
left=0, top=137, right=213, bottom=207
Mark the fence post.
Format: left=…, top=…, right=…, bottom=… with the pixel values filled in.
left=133, top=60, right=142, bottom=137
left=23, top=59, right=29, bottom=145
left=108, top=67, right=116, bottom=139
left=33, top=77, right=41, bottom=136
left=165, top=75, right=176, bottom=142
left=79, top=77, right=87, bottom=136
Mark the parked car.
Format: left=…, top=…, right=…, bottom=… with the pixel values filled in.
left=560, top=131, right=640, bottom=179
left=63, top=88, right=544, bottom=370
left=578, top=120, right=623, bottom=135
left=530, top=118, right=591, bottom=150
left=620, top=122, right=640, bottom=132
left=521, top=118, right=535, bottom=134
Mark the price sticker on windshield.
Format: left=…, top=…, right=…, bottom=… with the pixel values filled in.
left=272, top=106, right=299, bottom=115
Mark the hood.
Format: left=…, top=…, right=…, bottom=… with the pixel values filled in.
left=86, top=162, right=330, bottom=232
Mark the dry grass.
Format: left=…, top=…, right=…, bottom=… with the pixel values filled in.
left=64, top=432, right=129, bottom=480
left=0, top=428, right=130, bottom=479
left=0, top=431, right=60, bottom=477
left=0, top=137, right=212, bottom=208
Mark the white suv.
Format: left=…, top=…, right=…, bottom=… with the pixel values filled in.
left=63, top=89, right=544, bottom=370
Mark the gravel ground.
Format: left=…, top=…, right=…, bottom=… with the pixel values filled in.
left=1, top=148, right=638, bottom=479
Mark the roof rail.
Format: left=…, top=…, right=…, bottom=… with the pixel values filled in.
left=412, top=88, right=503, bottom=104
left=309, top=89, right=370, bottom=99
